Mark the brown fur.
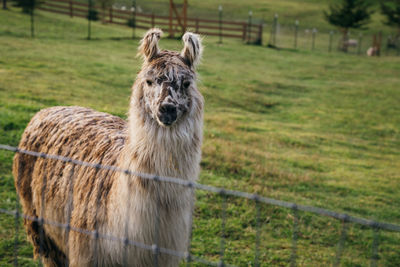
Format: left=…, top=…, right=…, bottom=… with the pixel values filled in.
left=14, top=107, right=125, bottom=266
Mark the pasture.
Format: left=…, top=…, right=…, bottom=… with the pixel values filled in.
left=89, top=0, right=396, bottom=32
left=1, top=6, right=400, bottom=266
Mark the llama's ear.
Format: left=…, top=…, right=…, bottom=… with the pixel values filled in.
left=181, top=32, right=203, bottom=68
left=138, top=28, right=163, bottom=62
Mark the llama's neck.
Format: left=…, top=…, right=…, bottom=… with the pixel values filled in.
left=103, top=95, right=202, bottom=258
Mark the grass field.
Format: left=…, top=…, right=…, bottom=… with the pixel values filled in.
left=1, top=6, right=400, bottom=267
left=110, top=0, right=395, bottom=31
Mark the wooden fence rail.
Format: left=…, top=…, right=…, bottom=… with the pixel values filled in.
left=37, top=0, right=263, bottom=44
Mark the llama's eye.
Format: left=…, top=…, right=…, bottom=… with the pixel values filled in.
left=182, top=81, right=191, bottom=89
left=146, top=80, right=153, bottom=86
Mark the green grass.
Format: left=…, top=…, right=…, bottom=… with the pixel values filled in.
left=106, top=0, right=396, bottom=33
left=1, top=6, right=400, bottom=267
left=110, top=0, right=393, bottom=31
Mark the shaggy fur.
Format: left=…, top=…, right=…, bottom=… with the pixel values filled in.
left=13, top=29, right=204, bottom=267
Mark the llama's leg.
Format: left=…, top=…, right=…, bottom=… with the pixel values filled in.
left=21, top=217, right=66, bottom=266
left=23, top=217, right=42, bottom=260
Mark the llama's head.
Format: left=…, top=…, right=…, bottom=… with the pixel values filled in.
left=134, top=28, right=203, bottom=128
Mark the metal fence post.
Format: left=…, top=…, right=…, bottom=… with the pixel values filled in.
left=253, top=196, right=261, bottom=267
left=397, top=37, right=400, bottom=56
left=256, top=22, right=263, bottom=45
left=329, top=31, right=333, bottom=52
left=218, top=5, right=223, bottom=44
left=290, top=204, right=299, bottom=267
left=87, top=0, right=92, bottom=40
left=370, top=227, right=380, bottom=267
left=333, top=215, right=349, bottom=267
left=218, top=190, right=227, bottom=267
left=268, top=13, right=278, bottom=47
left=312, top=28, right=317, bottom=51
left=294, top=20, right=299, bottom=49
left=247, top=10, right=253, bottom=44
left=69, top=0, right=73, bottom=17
left=358, top=33, right=363, bottom=55
left=273, top=14, right=278, bottom=46
left=132, top=0, right=136, bottom=39
left=122, top=172, right=133, bottom=267
left=153, top=176, right=161, bottom=267
left=13, top=196, right=20, bottom=266
left=93, top=163, right=105, bottom=267
left=30, top=7, right=35, bottom=38
left=64, top=164, right=76, bottom=267
left=185, top=183, right=195, bottom=267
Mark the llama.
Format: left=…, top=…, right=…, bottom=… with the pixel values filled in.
left=13, top=28, right=204, bottom=267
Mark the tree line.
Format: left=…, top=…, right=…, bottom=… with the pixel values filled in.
left=324, top=0, right=400, bottom=52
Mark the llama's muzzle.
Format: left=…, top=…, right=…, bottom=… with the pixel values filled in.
left=158, top=104, right=177, bottom=126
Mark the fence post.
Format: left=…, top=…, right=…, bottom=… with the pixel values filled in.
left=312, top=28, right=317, bottom=51
left=195, top=17, right=199, bottom=33
left=87, top=0, right=92, bottom=40
left=247, top=10, right=253, bottom=44
left=183, top=0, right=187, bottom=33
left=169, top=0, right=173, bottom=38
left=131, top=0, right=136, bottom=39
left=69, top=0, right=73, bottom=17
left=218, top=5, right=223, bottom=44
left=294, top=20, right=299, bottom=49
left=397, top=36, right=400, bottom=56
left=377, top=31, right=382, bottom=56
left=109, top=7, right=113, bottom=23
left=254, top=197, right=261, bottom=267
left=151, top=13, right=155, bottom=28
left=30, top=6, right=34, bottom=38
left=2, top=0, right=7, bottom=10
left=358, top=33, right=363, bottom=55
left=256, top=22, right=263, bottom=45
left=385, top=35, right=391, bottom=56
left=273, top=14, right=278, bottom=46
left=13, top=196, right=20, bottom=266
left=268, top=13, right=278, bottom=47
left=242, top=23, right=247, bottom=41
left=370, top=228, right=380, bottom=267
left=329, top=31, right=333, bottom=52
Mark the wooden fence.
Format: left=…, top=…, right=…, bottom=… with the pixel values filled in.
left=38, top=0, right=263, bottom=44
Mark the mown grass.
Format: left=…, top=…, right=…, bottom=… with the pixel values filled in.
left=1, top=7, right=400, bottom=267
left=110, top=0, right=394, bottom=31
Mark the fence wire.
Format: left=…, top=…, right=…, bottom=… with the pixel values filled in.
left=266, top=21, right=400, bottom=56
left=1, top=144, right=400, bottom=266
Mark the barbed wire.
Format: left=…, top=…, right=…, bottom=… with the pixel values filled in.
left=1, top=143, right=400, bottom=266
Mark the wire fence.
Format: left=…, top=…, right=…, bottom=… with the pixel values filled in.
left=37, top=0, right=263, bottom=43
left=1, top=143, right=400, bottom=266
left=264, top=15, right=400, bottom=56
left=6, top=0, right=400, bottom=56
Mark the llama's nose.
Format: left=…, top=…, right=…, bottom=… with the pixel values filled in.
left=158, top=104, right=177, bottom=126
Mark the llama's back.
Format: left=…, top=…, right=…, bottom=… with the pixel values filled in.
left=13, top=106, right=127, bottom=266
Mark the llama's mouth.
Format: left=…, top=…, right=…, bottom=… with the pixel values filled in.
left=157, top=104, right=177, bottom=126
left=157, top=114, right=177, bottom=127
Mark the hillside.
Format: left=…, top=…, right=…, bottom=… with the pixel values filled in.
left=1, top=7, right=400, bottom=266
left=111, top=0, right=391, bottom=31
